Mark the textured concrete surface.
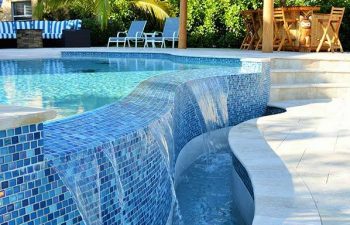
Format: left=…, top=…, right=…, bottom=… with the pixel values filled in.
left=229, top=99, right=350, bottom=225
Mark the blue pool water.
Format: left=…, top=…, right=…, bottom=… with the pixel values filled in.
left=176, top=150, right=246, bottom=225
left=0, top=58, right=240, bottom=118
left=0, top=54, right=268, bottom=225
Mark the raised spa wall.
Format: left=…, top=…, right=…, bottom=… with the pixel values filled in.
left=0, top=54, right=270, bottom=225
left=0, top=106, right=83, bottom=225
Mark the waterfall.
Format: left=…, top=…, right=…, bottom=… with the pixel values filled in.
left=54, top=151, right=104, bottom=225
left=188, top=77, right=230, bottom=161
left=149, top=112, right=184, bottom=224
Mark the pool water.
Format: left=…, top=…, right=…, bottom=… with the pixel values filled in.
left=0, top=58, right=238, bottom=118
left=176, top=150, right=246, bottom=225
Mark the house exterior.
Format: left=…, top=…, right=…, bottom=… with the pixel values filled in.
left=0, top=0, right=37, bottom=21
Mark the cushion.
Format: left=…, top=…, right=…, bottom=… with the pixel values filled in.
left=76, top=20, right=82, bottom=30
left=68, top=19, right=82, bottom=30
left=0, top=21, right=16, bottom=34
left=66, top=20, right=75, bottom=30
left=50, top=21, right=67, bottom=34
left=0, top=33, right=16, bottom=39
left=42, top=33, right=63, bottom=39
left=15, top=21, right=33, bottom=30
left=32, top=20, right=50, bottom=33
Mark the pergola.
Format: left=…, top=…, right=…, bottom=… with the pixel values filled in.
left=178, top=0, right=274, bottom=53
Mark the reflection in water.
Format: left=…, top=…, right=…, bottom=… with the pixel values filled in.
left=0, top=58, right=238, bottom=119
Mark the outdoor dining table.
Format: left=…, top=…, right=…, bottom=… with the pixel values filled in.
left=241, top=6, right=322, bottom=51
left=276, top=6, right=321, bottom=51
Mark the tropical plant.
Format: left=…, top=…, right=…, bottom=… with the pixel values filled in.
left=33, top=0, right=172, bottom=29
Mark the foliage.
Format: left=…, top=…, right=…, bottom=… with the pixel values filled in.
left=184, top=0, right=262, bottom=48
left=34, top=0, right=350, bottom=50
left=34, top=0, right=172, bottom=29
left=81, top=0, right=174, bottom=46
left=185, top=0, right=350, bottom=50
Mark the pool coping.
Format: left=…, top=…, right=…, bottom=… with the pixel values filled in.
left=0, top=105, right=56, bottom=130
left=229, top=117, right=322, bottom=225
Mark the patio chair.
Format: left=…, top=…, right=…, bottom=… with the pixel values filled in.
left=107, top=20, right=147, bottom=48
left=316, top=7, right=345, bottom=53
left=254, top=11, right=264, bottom=50
left=144, top=17, right=179, bottom=48
left=273, top=7, right=297, bottom=51
left=240, top=11, right=256, bottom=50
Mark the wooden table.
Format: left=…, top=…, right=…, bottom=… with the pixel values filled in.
left=279, top=6, right=321, bottom=17
left=275, top=6, right=321, bottom=51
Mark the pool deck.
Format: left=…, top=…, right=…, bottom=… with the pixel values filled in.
left=0, top=47, right=350, bottom=61
left=230, top=99, right=350, bottom=225
left=1, top=48, right=350, bottom=224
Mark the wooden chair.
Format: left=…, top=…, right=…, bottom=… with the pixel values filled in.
left=273, top=8, right=297, bottom=51
left=240, top=11, right=257, bottom=50
left=254, top=11, right=264, bottom=50
left=316, top=7, right=345, bottom=53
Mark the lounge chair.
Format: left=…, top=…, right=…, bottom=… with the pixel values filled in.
left=107, top=21, right=147, bottom=48
left=144, top=17, right=179, bottom=48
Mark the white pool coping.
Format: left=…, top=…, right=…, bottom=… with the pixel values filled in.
left=0, top=47, right=350, bottom=62
left=229, top=99, right=350, bottom=225
left=0, top=105, right=56, bottom=130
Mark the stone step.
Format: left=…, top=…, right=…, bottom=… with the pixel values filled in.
left=271, top=58, right=350, bottom=72
left=270, top=83, right=350, bottom=102
left=271, top=69, right=350, bottom=85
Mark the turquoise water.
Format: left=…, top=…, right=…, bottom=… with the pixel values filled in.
left=176, top=150, right=246, bottom=225
left=0, top=58, right=237, bottom=119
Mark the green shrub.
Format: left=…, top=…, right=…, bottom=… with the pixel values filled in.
left=82, top=18, right=128, bottom=46
left=41, top=0, right=350, bottom=50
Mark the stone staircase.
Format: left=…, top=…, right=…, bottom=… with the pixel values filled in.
left=270, top=58, right=350, bottom=102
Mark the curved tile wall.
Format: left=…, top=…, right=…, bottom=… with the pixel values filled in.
left=0, top=53, right=270, bottom=225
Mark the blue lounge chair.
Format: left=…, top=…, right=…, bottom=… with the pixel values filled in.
left=107, top=21, right=147, bottom=48
left=144, top=17, right=179, bottom=48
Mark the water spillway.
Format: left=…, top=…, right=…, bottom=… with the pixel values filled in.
left=40, top=53, right=270, bottom=225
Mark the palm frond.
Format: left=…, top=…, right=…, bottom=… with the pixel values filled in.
left=94, top=0, right=110, bottom=29
left=132, top=0, right=171, bottom=21
left=33, top=0, right=70, bottom=19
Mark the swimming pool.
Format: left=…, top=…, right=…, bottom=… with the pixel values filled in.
left=0, top=57, right=241, bottom=118
left=0, top=52, right=270, bottom=225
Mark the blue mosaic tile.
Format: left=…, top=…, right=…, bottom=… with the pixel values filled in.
left=0, top=53, right=271, bottom=225
left=0, top=123, right=85, bottom=225
left=44, top=53, right=270, bottom=224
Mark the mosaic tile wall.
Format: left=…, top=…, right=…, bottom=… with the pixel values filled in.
left=1, top=53, right=270, bottom=225
left=0, top=124, right=84, bottom=225
left=44, top=53, right=270, bottom=225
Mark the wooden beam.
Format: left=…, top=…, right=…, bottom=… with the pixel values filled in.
left=262, top=0, right=274, bottom=52
left=178, top=0, right=187, bottom=49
